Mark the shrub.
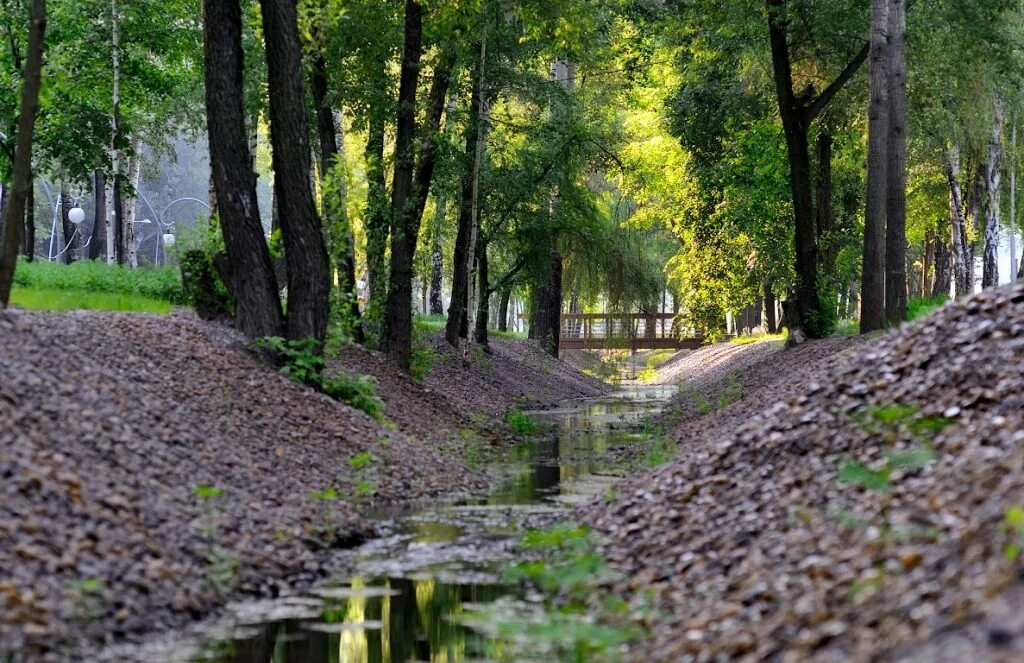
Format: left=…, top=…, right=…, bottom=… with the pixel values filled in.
left=180, top=250, right=232, bottom=319
left=506, top=409, right=539, bottom=435
left=322, top=373, right=386, bottom=421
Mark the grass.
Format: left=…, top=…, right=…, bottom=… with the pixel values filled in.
left=10, top=287, right=174, bottom=313
left=414, top=314, right=447, bottom=332
left=731, top=330, right=787, bottom=345
left=907, top=295, right=948, bottom=321
left=13, top=259, right=185, bottom=304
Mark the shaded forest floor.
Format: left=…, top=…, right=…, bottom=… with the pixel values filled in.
left=0, top=309, right=603, bottom=660
left=586, top=282, right=1024, bottom=661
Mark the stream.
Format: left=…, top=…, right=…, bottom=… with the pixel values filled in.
left=116, top=385, right=674, bottom=662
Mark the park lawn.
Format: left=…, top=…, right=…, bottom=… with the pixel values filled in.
left=9, top=287, right=174, bottom=314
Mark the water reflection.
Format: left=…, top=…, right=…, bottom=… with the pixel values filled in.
left=186, top=385, right=673, bottom=663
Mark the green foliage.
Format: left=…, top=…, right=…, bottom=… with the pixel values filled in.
left=408, top=320, right=437, bottom=381
left=322, top=373, right=386, bottom=421
left=256, top=336, right=324, bottom=386
left=193, top=485, right=224, bottom=500
left=907, top=295, right=949, bottom=322
left=506, top=409, right=540, bottom=436
left=179, top=249, right=233, bottom=319
left=1003, top=507, right=1024, bottom=561
left=11, top=259, right=185, bottom=303
left=9, top=287, right=173, bottom=313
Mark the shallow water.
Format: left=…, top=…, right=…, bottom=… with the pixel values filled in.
left=127, top=385, right=673, bottom=662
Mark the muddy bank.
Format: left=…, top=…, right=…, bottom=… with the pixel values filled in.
left=588, top=283, right=1024, bottom=660
left=1, top=310, right=599, bottom=660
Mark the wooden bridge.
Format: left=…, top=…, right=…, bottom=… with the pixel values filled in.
left=559, top=313, right=707, bottom=351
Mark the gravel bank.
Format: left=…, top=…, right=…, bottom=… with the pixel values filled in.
left=0, top=310, right=485, bottom=660
left=589, top=284, right=1024, bottom=660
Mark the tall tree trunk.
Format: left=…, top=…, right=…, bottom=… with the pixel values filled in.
left=932, top=233, right=951, bottom=298
left=945, top=146, right=970, bottom=296
left=364, top=108, right=388, bottom=324
left=921, top=230, right=932, bottom=296
left=1011, top=122, right=1018, bottom=282
left=983, top=96, right=1005, bottom=288
left=124, top=137, right=142, bottom=267
left=0, top=0, right=45, bottom=307
left=310, top=51, right=363, bottom=342
left=764, top=282, right=778, bottom=334
left=497, top=286, right=511, bottom=332
left=22, top=172, right=34, bottom=261
left=110, top=0, right=125, bottom=265
left=473, top=236, right=489, bottom=346
left=428, top=192, right=445, bottom=315
left=884, top=0, right=907, bottom=323
left=87, top=170, right=106, bottom=260
left=815, top=131, right=834, bottom=281
left=445, top=43, right=485, bottom=347
left=381, top=0, right=424, bottom=369
left=260, top=0, right=331, bottom=349
left=59, top=182, right=76, bottom=264
left=202, top=0, right=283, bottom=339
left=861, top=0, right=890, bottom=333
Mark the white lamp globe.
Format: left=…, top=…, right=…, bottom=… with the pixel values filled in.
left=162, top=233, right=176, bottom=247
left=68, top=207, right=86, bottom=225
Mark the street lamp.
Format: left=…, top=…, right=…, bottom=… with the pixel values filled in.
left=68, top=207, right=86, bottom=225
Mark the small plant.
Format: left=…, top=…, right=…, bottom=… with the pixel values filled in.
left=409, top=321, right=437, bottom=380
left=1002, top=506, right=1024, bottom=561
left=309, top=486, right=345, bottom=547
left=506, top=409, right=539, bottom=435
left=717, top=373, right=743, bottom=408
left=193, top=484, right=239, bottom=597
left=255, top=336, right=324, bottom=386
left=346, top=451, right=377, bottom=504
left=322, top=373, right=386, bottom=421
left=67, top=577, right=106, bottom=620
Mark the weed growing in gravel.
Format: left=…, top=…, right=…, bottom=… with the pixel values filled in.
left=322, top=373, right=386, bottom=421
left=717, top=372, right=743, bottom=408
left=256, top=336, right=323, bottom=385
left=347, top=452, right=377, bottom=503
left=67, top=578, right=105, bottom=620
left=506, top=409, right=539, bottom=435
left=409, top=321, right=438, bottom=380
left=472, top=346, right=493, bottom=373
left=193, top=485, right=239, bottom=598
left=642, top=434, right=678, bottom=467
left=309, top=487, right=345, bottom=545
left=1001, top=507, right=1024, bottom=561
left=459, top=523, right=644, bottom=660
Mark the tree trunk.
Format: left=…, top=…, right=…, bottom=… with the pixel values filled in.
left=945, top=146, right=970, bottom=296
left=0, top=0, right=45, bottom=307
left=473, top=236, right=489, bottom=346
left=260, top=0, right=331, bottom=348
left=428, top=192, right=445, bottom=315
left=921, top=230, right=932, bottom=296
left=124, top=138, right=142, bottom=267
left=932, top=233, right=951, bottom=298
left=59, top=183, right=76, bottom=264
left=497, top=286, right=511, bottom=332
left=983, top=96, right=1005, bottom=288
left=22, top=172, right=34, bottom=261
left=381, top=0, right=424, bottom=369
left=861, top=0, right=890, bottom=333
left=364, top=108, right=388, bottom=323
left=445, top=43, right=485, bottom=347
left=88, top=170, right=106, bottom=260
left=815, top=131, right=834, bottom=280
left=535, top=244, right=562, bottom=356
left=884, top=0, right=907, bottom=323
left=310, top=51, right=363, bottom=342
left=203, top=0, right=283, bottom=339
left=111, top=0, right=125, bottom=265
left=764, top=282, right=777, bottom=334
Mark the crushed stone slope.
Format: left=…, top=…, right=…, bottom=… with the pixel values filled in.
left=589, top=283, right=1024, bottom=661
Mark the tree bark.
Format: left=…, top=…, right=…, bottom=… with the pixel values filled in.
left=884, top=0, right=907, bottom=323
left=22, top=171, right=34, bottom=261
left=861, top=0, right=890, bottom=332
left=815, top=131, right=834, bottom=281
left=983, top=96, right=1005, bottom=288
left=260, top=0, right=331, bottom=348
left=428, top=192, right=445, bottom=315
left=364, top=108, right=388, bottom=320
left=764, top=282, right=778, bottom=334
left=382, top=0, right=424, bottom=369
left=497, top=286, right=511, bottom=332
left=124, top=138, right=142, bottom=267
left=203, top=0, right=283, bottom=339
left=473, top=236, right=489, bottom=346
left=945, top=146, right=970, bottom=296
left=87, top=170, right=106, bottom=260
left=0, top=0, right=45, bottom=307
left=310, top=51, right=363, bottom=342
left=59, top=182, right=76, bottom=264
left=446, top=44, right=485, bottom=347
left=932, top=233, right=951, bottom=298
left=110, top=0, right=125, bottom=265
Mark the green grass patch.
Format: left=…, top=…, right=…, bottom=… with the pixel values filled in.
left=731, top=330, right=787, bottom=345
left=506, top=408, right=540, bottom=435
left=13, top=259, right=185, bottom=304
left=907, top=295, right=948, bottom=321
left=10, top=287, right=173, bottom=313
left=489, top=327, right=528, bottom=339
left=414, top=313, right=447, bottom=332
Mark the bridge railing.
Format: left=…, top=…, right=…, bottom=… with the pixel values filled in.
left=559, top=313, right=705, bottom=350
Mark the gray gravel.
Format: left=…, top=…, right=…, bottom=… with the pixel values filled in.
left=589, top=283, right=1024, bottom=661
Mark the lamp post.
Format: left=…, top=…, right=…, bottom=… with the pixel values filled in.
left=47, top=193, right=88, bottom=262
left=135, top=193, right=211, bottom=266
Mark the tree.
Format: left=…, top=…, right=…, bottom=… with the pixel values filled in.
left=202, top=0, right=283, bottom=339
left=884, top=0, right=908, bottom=324
left=982, top=96, right=1005, bottom=287
left=0, top=0, right=45, bottom=307
left=260, top=0, right=330, bottom=348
